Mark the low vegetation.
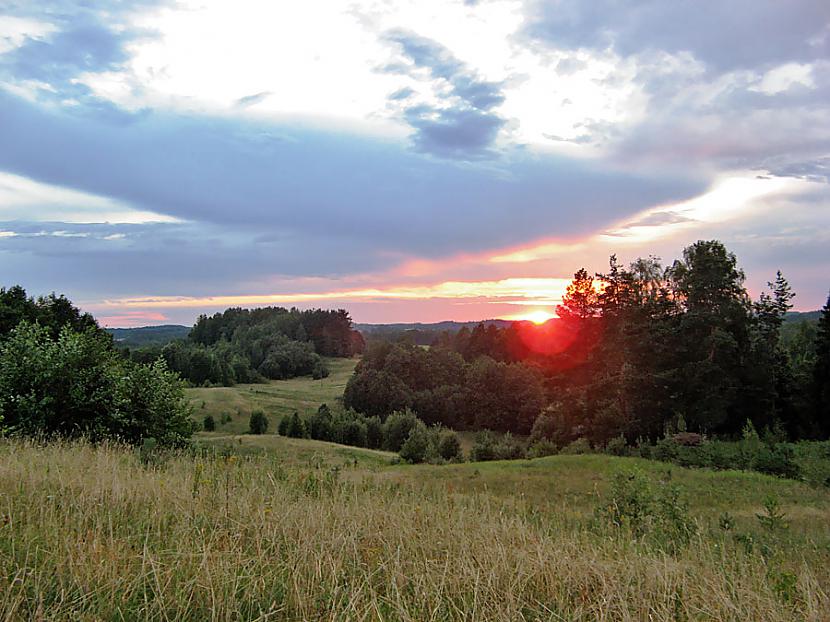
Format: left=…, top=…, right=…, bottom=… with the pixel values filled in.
left=0, top=438, right=827, bottom=620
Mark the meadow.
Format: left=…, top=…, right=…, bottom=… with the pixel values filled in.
left=0, top=361, right=826, bottom=620
left=0, top=439, right=828, bottom=620
left=186, top=358, right=357, bottom=435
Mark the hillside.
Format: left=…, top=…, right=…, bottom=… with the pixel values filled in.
left=0, top=439, right=827, bottom=620
left=107, top=324, right=190, bottom=347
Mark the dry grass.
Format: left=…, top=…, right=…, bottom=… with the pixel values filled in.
left=0, top=439, right=828, bottom=621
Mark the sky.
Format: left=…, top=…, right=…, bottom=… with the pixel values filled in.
left=0, top=0, right=828, bottom=327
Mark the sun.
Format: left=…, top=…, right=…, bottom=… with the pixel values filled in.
left=508, top=309, right=556, bottom=325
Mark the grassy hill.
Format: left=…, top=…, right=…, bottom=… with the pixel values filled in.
left=107, top=324, right=190, bottom=346
left=187, top=357, right=357, bottom=433
left=0, top=438, right=827, bottom=620
left=9, top=352, right=822, bottom=618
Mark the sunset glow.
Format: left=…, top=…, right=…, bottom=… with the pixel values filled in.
left=507, top=309, right=556, bottom=325
left=1, top=0, right=828, bottom=325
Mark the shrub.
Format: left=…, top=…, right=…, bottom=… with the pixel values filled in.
left=605, top=435, right=628, bottom=456
left=527, top=439, right=558, bottom=458
left=470, top=430, right=499, bottom=462
left=653, top=437, right=679, bottom=462
left=334, top=414, right=367, bottom=447
left=203, top=414, right=216, bottom=432
left=435, top=428, right=462, bottom=461
left=312, top=360, right=330, bottom=380
left=277, top=416, right=289, bottom=436
left=596, top=469, right=697, bottom=550
left=560, top=437, right=591, bottom=455
left=365, top=416, right=384, bottom=450
left=494, top=432, right=525, bottom=460
left=0, top=322, right=194, bottom=446
left=309, top=404, right=334, bottom=441
left=249, top=411, right=269, bottom=435
left=755, top=444, right=800, bottom=479
left=400, top=422, right=431, bottom=463
left=383, top=410, right=420, bottom=452
left=285, top=412, right=307, bottom=438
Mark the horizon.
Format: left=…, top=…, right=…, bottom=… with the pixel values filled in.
left=2, top=1, right=829, bottom=326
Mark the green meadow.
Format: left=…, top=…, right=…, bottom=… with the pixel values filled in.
left=0, top=366, right=826, bottom=620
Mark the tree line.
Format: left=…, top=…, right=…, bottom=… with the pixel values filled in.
left=127, top=306, right=366, bottom=386
left=345, top=240, right=830, bottom=446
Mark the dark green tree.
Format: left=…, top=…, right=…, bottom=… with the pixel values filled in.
left=248, top=410, right=269, bottom=435
left=815, top=292, right=830, bottom=436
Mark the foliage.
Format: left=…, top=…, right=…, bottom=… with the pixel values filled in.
left=469, top=430, right=526, bottom=462
left=382, top=410, right=420, bottom=452
left=595, top=469, right=697, bottom=550
left=560, top=437, right=592, bottom=455
left=0, top=321, right=194, bottom=446
left=128, top=306, right=363, bottom=387
left=248, top=410, right=269, bottom=435
left=344, top=341, right=545, bottom=434
left=399, top=422, right=431, bottom=463
left=346, top=242, right=827, bottom=447
left=202, top=414, right=216, bottom=432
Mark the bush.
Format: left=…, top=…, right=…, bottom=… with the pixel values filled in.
left=755, top=444, right=801, bottom=479
left=203, top=414, right=216, bottom=432
left=494, top=432, right=525, bottom=460
left=605, top=435, right=628, bottom=456
left=312, top=360, right=330, bottom=380
left=560, top=437, right=591, bottom=455
left=470, top=430, right=525, bottom=461
left=383, top=410, right=420, bottom=452
left=400, top=422, right=431, bottom=463
left=365, top=416, right=384, bottom=450
left=277, top=416, right=289, bottom=436
left=333, top=414, right=367, bottom=447
left=653, top=438, right=679, bottom=462
left=285, top=412, right=307, bottom=438
left=309, top=404, right=334, bottom=441
left=596, top=469, right=697, bottom=550
left=527, top=439, right=558, bottom=458
left=435, top=428, right=462, bottom=461
left=0, top=322, right=194, bottom=446
left=249, top=410, right=269, bottom=435
left=470, top=430, right=499, bottom=462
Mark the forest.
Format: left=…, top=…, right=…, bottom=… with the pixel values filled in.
left=345, top=241, right=830, bottom=447
left=126, top=306, right=365, bottom=386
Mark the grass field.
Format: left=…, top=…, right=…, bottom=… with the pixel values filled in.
left=0, top=439, right=828, bottom=620
left=186, top=357, right=357, bottom=434
left=2, top=361, right=827, bottom=619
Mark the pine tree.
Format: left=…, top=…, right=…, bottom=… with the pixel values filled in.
left=815, top=292, right=830, bottom=436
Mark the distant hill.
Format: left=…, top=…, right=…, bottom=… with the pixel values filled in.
left=355, top=319, right=513, bottom=334
left=784, top=310, right=821, bottom=323
left=106, top=325, right=190, bottom=347
left=355, top=319, right=515, bottom=346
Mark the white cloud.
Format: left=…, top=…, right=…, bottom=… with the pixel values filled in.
left=0, top=172, right=180, bottom=224
left=752, top=62, right=815, bottom=95
left=0, top=15, right=56, bottom=54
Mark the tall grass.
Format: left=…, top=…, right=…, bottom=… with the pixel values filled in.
left=0, top=439, right=827, bottom=620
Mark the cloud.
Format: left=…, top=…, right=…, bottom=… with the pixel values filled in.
left=522, top=0, right=830, bottom=73
left=381, top=29, right=508, bottom=158
left=235, top=91, right=271, bottom=108
left=0, top=89, right=703, bottom=259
